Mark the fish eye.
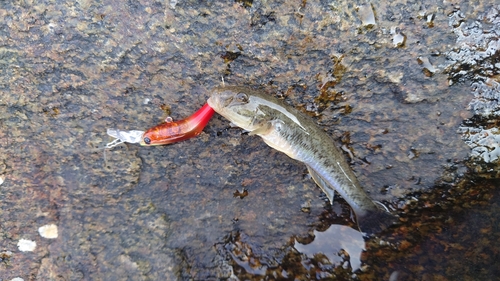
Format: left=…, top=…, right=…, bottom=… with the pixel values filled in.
left=235, top=92, right=249, bottom=103
left=143, top=137, right=151, bottom=145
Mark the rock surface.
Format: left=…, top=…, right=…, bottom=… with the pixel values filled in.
left=1, top=0, right=499, bottom=280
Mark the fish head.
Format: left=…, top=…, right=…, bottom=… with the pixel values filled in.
left=208, top=87, right=267, bottom=132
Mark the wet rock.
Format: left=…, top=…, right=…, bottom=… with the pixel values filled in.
left=460, top=126, right=500, bottom=163
left=1, top=0, right=499, bottom=280
left=391, top=27, right=407, bottom=48
left=417, top=56, right=437, bottom=77
left=446, top=5, right=500, bottom=171
left=357, top=4, right=376, bottom=27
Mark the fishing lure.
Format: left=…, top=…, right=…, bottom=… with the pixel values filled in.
left=140, top=103, right=215, bottom=146
left=106, top=103, right=215, bottom=147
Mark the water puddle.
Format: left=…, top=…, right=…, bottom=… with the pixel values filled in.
left=293, top=224, right=365, bottom=272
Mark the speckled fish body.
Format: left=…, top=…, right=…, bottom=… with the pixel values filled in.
left=208, top=86, right=395, bottom=234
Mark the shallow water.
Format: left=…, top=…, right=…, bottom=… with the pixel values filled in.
left=1, top=0, right=499, bottom=280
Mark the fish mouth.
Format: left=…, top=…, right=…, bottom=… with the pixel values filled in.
left=207, top=91, right=222, bottom=112
left=206, top=95, right=219, bottom=112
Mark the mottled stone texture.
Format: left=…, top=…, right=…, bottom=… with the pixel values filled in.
left=0, top=0, right=499, bottom=280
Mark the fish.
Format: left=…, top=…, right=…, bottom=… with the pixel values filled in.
left=207, top=86, right=396, bottom=235
left=140, top=103, right=215, bottom=146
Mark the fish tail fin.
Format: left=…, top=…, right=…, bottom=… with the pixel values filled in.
left=357, top=209, right=397, bottom=236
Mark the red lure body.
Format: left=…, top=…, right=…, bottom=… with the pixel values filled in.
left=140, top=103, right=215, bottom=146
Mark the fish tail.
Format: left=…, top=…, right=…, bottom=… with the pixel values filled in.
left=357, top=209, right=397, bottom=236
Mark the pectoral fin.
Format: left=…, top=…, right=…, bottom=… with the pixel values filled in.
left=248, top=121, right=273, bottom=136
left=306, top=165, right=335, bottom=204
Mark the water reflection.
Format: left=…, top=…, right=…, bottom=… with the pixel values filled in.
left=293, top=224, right=365, bottom=272
left=219, top=222, right=366, bottom=279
